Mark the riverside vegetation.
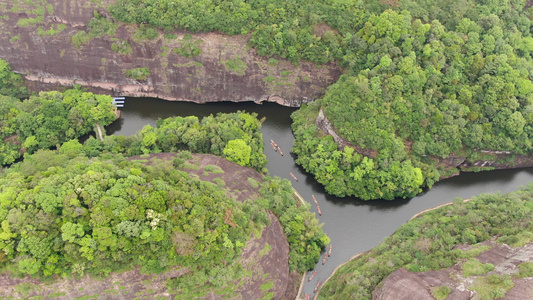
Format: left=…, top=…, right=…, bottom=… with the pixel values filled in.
left=319, top=185, right=533, bottom=299
left=109, top=0, right=533, bottom=200
left=0, top=60, right=329, bottom=297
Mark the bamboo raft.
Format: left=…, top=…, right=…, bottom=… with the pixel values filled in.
left=328, top=244, right=332, bottom=257
left=316, top=203, right=322, bottom=216
left=312, top=195, right=318, bottom=205
left=271, top=139, right=284, bottom=155
left=290, top=172, right=298, bottom=182
left=314, top=281, right=321, bottom=293
left=270, top=140, right=278, bottom=151
left=308, top=270, right=317, bottom=282
left=322, top=252, right=327, bottom=265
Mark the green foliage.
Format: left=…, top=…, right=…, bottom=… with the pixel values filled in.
left=125, top=67, right=151, bottom=80
left=0, top=152, right=254, bottom=279
left=0, top=88, right=115, bottom=166
left=0, top=59, right=28, bottom=98
left=247, top=177, right=259, bottom=189
left=516, top=262, right=533, bottom=278
left=16, top=17, right=40, bottom=27
left=260, top=281, right=273, bottom=292
left=117, top=112, right=267, bottom=171
left=88, top=11, right=118, bottom=37
left=37, top=24, right=66, bottom=36
left=462, top=259, right=494, bottom=277
left=222, top=58, right=248, bottom=76
left=471, top=274, right=514, bottom=300
left=72, top=11, right=117, bottom=48
left=319, top=187, right=533, bottom=299
left=71, top=31, right=91, bottom=48
left=497, top=230, right=533, bottom=247
left=291, top=5, right=533, bottom=199
left=292, top=102, right=424, bottom=200
left=258, top=177, right=329, bottom=272
left=132, top=24, right=158, bottom=43
left=223, top=139, right=251, bottom=166
left=432, top=286, right=451, bottom=300
left=0, top=146, right=326, bottom=296
left=173, top=34, right=203, bottom=57
left=109, top=0, right=345, bottom=64
left=267, top=58, right=278, bottom=67
left=111, top=40, right=132, bottom=55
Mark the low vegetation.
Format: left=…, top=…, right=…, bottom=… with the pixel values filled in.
left=319, top=186, right=533, bottom=299
left=173, top=34, right=203, bottom=57
left=125, top=67, right=150, bottom=80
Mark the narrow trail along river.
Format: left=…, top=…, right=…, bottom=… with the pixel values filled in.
left=108, top=98, right=533, bottom=298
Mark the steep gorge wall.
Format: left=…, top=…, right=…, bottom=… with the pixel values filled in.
left=0, top=0, right=341, bottom=107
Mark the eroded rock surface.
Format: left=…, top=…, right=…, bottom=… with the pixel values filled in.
left=373, top=240, right=533, bottom=300
left=0, top=0, right=341, bottom=107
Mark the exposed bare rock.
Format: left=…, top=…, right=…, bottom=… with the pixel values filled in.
left=315, top=107, right=533, bottom=178
left=0, top=0, right=341, bottom=107
left=373, top=240, right=533, bottom=300
left=315, top=108, right=378, bottom=158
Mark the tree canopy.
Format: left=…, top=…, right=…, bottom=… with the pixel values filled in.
left=105, top=0, right=533, bottom=199
left=0, top=88, right=116, bottom=166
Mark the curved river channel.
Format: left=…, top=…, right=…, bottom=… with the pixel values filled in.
left=108, top=98, right=533, bottom=297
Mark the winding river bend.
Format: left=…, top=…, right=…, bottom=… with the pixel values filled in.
left=108, top=98, right=533, bottom=297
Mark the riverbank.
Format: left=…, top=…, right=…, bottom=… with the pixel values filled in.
left=315, top=198, right=473, bottom=299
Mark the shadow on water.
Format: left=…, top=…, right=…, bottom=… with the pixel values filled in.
left=107, top=98, right=533, bottom=297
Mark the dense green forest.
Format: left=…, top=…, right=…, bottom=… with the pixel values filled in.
left=0, top=78, right=116, bottom=166
left=291, top=4, right=533, bottom=199
left=77, top=111, right=267, bottom=172
left=106, top=0, right=533, bottom=199
left=0, top=57, right=266, bottom=171
left=0, top=59, right=328, bottom=296
left=319, top=185, right=533, bottom=299
left=0, top=148, right=327, bottom=297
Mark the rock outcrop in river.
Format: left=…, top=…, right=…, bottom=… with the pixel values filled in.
left=0, top=0, right=341, bottom=107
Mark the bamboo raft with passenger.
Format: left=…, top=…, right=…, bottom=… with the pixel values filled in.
left=290, top=172, right=298, bottom=181
left=308, top=270, right=317, bottom=281
left=314, top=281, right=321, bottom=293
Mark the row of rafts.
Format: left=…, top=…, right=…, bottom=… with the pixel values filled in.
left=270, top=139, right=331, bottom=298
left=302, top=244, right=332, bottom=298
left=271, top=139, right=322, bottom=215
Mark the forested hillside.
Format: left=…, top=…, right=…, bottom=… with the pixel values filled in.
left=0, top=59, right=328, bottom=298
left=0, top=60, right=117, bottom=166
left=292, top=2, right=533, bottom=199
left=0, top=149, right=328, bottom=298
left=319, top=185, right=533, bottom=299
left=105, top=0, right=533, bottom=199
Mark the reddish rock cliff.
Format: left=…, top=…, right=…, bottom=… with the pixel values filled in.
left=0, top=0, right=341, bottom=106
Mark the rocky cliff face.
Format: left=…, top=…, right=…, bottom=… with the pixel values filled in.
left=0, top=0, right=341, bottom=107
left=373, top=239, right=533, bottom=300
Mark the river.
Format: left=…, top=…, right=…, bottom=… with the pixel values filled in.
left=107, top=97, right=533, bottom=298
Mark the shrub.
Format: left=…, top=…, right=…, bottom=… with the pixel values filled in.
left=125, top=67, right=150, bottom=80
